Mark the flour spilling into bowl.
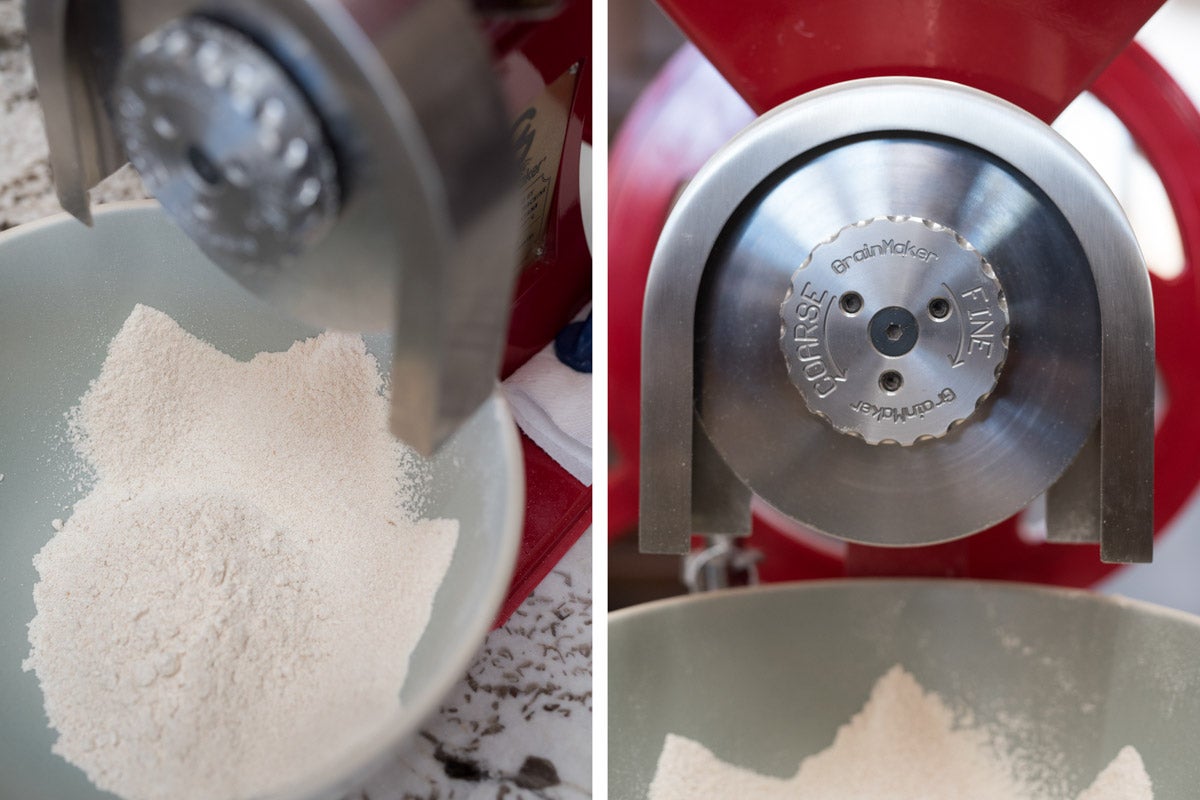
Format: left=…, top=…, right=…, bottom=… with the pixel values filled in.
left=23, top=305, right=459, bottom=800
left=649, top=666, right=1153, bottom=800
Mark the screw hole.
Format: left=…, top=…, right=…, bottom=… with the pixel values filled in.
left=928, top=297, right=950, bottom=319
left=186, top=144, right=222, bottom=186
left=840, top=292, right=863, bottom=314
left=879, top=370, right=903, bottom=393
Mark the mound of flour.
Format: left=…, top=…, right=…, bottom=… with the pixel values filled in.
left=649, top=666, right=1153, bottom=800
left=24, top=305, right=458, bottom=800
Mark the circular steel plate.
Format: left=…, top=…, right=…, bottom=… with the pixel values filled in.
left=696, top=135, right=1101, bottom=545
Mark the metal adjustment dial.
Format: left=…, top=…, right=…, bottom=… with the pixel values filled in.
left=780, top=216, right=1009, bottom=445
left=113, top=16, right=339, bottom=272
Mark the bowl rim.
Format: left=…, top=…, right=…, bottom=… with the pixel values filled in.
left=608, top=577, right=1200, bottom=631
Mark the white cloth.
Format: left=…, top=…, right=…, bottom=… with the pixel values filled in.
left=501, top=316, right=592, bottom=486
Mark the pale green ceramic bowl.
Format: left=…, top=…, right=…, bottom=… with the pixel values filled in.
left=610, top=580, right=1200, bottom=800
left=0, top=201, right=523, bottom=799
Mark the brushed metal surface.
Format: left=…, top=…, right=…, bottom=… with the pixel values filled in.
left=689, top=419, right=751, bottom=536
left=778, top=215, right=1009, bottom=445
left=698, top=136, right=1097, bottom=545
left=640, top=78, right=1152, bottom=557
left=1046, top=427, right=1103, bottom=544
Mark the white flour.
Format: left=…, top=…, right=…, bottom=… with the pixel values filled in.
left=649, top=667, right=1153, bottom=800
left=24, top=305, right=458, bottom=800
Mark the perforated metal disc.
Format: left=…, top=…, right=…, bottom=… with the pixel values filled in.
left=695, top=135, right=1101, bottom=546
left=114, top=17, right=339, bottom=276
left=780, top=215, right=1009, bottom=445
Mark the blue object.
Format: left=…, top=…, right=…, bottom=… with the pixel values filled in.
left=554, top=313, right=592, bottom=373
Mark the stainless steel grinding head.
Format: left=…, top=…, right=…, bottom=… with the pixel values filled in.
left=113, top=17, right=341, bottom=277
left=640, top=78, right=1154, bottom=561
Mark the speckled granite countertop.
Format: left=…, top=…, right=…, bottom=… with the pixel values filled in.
left=356, top=532, right=592, bottom=800
left=0, top=1, right=147, bottom=230
left=0, top=3, right=591, bottom=796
